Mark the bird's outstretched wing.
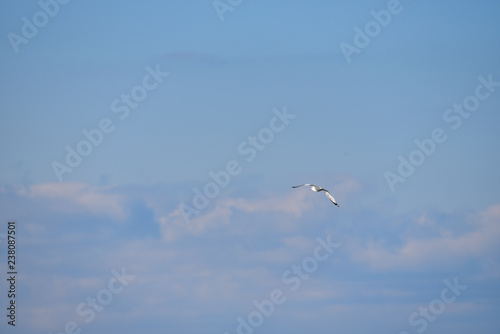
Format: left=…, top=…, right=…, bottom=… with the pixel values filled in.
left=292, top=184, right=316, bottom=188
left=323, top=190, right=340, bottom=207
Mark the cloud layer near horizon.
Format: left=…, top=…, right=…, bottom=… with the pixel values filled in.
left=1, top=180, right=498, bottom=333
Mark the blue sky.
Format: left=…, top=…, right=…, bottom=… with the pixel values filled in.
left=0, top=0, right=499, bottom=333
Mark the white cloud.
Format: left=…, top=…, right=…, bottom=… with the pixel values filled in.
left=17, top=182, right=127, bottom=220
left=350, top=204, right=500, bottom=271
left=158, top=190, right=314, bottom=241
left=159, top=177, right=359, bottom=242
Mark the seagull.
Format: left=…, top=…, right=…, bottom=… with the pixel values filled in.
left=292, top=184, right=340, bottom=207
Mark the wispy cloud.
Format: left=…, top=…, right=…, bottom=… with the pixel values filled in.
left=159, top=177, right=359, bottom=242
left=350, top=204, right=500, bottom=271
left=17, top=182, right=127, bottom=220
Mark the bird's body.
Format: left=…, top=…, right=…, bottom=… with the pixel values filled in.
left=292, top=184, right=339, bottom=207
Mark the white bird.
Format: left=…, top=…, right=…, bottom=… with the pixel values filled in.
left=292, top=184, right=339, bottom=207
